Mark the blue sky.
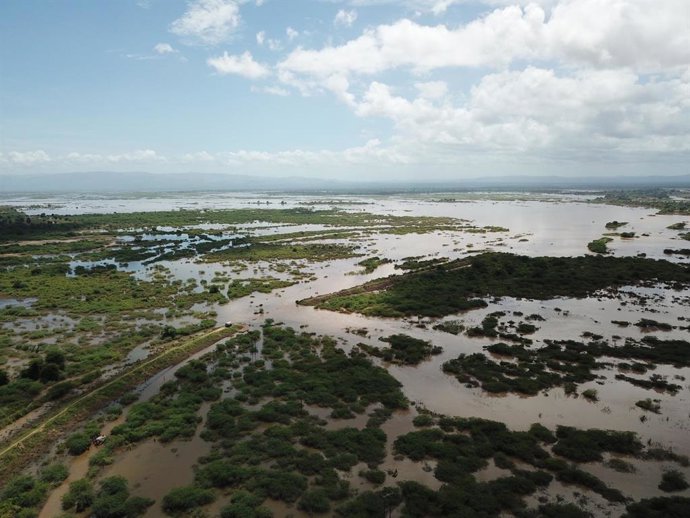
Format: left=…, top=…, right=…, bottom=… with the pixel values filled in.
left=1, top=0, right=689, bottom=180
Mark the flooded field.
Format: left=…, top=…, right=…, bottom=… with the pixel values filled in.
left=1, top=192, right=689, bottom=517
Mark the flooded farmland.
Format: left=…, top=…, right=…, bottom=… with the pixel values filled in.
left=1, top=192, right=689, bottom=517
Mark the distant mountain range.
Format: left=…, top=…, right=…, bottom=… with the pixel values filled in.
left=1, top=172, right=690, bottom=194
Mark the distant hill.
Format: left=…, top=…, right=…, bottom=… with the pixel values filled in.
left=1, top=171, right=689, bottom=194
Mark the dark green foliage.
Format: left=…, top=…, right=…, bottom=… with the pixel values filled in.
left=0, top=369, right=8, bottom=386
left=432, top=320, right=465, bottom=335
left=593, top=189, right=690, bottom=215
left=546, top=462, right=626, bottom=502
left=162, top=486, right=215, bottom=514
left=249, top=470, right=307, bottom=502
left=553, top=426, right=642, bottom=462
left=21, top=359, right=44, bottom=381
left=412, top=414, right=434, bottom=427
left=358, top=256, right=392, bottom=273
left=112, top=359, right=221, bottom=444
left=40, top=463, right=69, bottom=485
left=624, top=496, right=690, bottom=517
left=361, top=469, right=386, bottom=485
left=310, top=252, right=690, bottom=317
left=44, top=349, right=66, bottom=369
left=91, top=476, right=154, bottom=518
left=587, top=237, right=613, bottom=254
left=65, top=432, right=91, bottom=455
left=299, top=489, right=332, bottom=514
left=447, top=334, right=690, bottom=396
left=528, top=423, right=556, bottom=444
left=0, top=208, right=83, bottom=241
left=606, top=221, right=628, bottom=229
left=659, top=470, right=689, bottom=492
left=518, top=503, right=593, bottom=517
left=635, top=398, right=661, bottom=413
left=236, top=325, right=407, bottom=411
left=196, top=460, right=252, bottom=488
left=45, top=380, right=75, bottom=400
left=220, top=491, right=271, bottom=518
left=336, top=487, right=402, bottom=517
left=443, top=338, right=601, bottom=395
left=62, top=478, right=95, bottom=512
left=606, top=458, right=636, bottom=473
left=38, top=362, right=62, bottom=382
left=1, top=474, right=48, bottom=508
left=375, top=334, right=442, bottom=365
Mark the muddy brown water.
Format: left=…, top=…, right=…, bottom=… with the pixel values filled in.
left=17, top=195, right=689, bottom=516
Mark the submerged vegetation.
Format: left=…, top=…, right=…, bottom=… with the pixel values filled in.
left=587, top=237, right=613, bottom=254
left=592, top=189, right=690, bottom=215
left=2, top=196, right=690, bottom=517
left=302, top=252, right=690, bottom=318
left=356, top=334, right=443, bottom=365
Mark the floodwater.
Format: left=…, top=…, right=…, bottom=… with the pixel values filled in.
left=11, top=192, right=688, bottom=516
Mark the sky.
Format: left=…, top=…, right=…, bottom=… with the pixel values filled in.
left=1, top=0, right=689, bottom=180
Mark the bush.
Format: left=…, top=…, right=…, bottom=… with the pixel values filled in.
left=412, top=414, right=434, bottom=427
left=659, top=470, right=689, bottom=492
left=1, top=474, right=47, bottom=508
left=62, top=479, right=95, bottom=512
left=361, top=469, right=386, bottom=485
left=298, top=489, right=331, bottom=514
left=40, top=463, right=69, bottom=485
left=624, top=496, right=690, bottom=517
left=65, top=432, right=91, bottom=455
left=162, top=486, right=215, bottom=514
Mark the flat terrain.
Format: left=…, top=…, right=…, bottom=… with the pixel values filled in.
left=1, top=191, right=689, bottom=518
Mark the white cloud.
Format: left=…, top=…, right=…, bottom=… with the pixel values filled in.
left=350, top=67, right=690, bottom=157
left=252, top=85, right=291, bottom=96
left=334, top=9, right=358, bottom=27
left=5, top=150, right=51, bottom=165
left=256, top=30, right=265, bottom=45
left=286, top=27, right=299, bottom=41
left=281, top=1, right=690, bottom=79
left=170, top=0, right=240, bottom=45
left=153, top=43, right=177, bottom=54
left=267, top=38, right=282, bottom=51
left=207, top=51, right=271, bottom=79
left=415, top=81, right=448, bottom=99
left=65, top=150, right=164, bottom=163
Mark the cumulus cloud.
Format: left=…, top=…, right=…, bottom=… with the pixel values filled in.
left=286, top=27, right=299, bottom=41
left=170, top=0, right=241, bottom=45
left=207, top=51, right=270, bottom=79
left=153, top=43, right=177, bottom=54
left=1, top=150, right=165, bottom=169
left=280, top=1, right=690, bottom=79
left=351, top=67, right=690, bottom=157
left=415, top=81, right=448, bottom=99
left=4, top=150, right=52, bottom=165
left=334, top=9, right=358, bottom=27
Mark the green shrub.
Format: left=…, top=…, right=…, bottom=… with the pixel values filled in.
left=659, top=470, right=689, bottom=492
left=162, top=486, right=215, bottom=514
left=65, top=432, right=91, bottom=455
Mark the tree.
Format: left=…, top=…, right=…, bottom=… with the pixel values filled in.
left=62, top=479, right=94, bottom=512
left=39, top=363, right=62, bottom=383
left=298, top=489, right=331, bottom=514
left=45, top=349, right=66, bottom=369
left=65, top=432, right=91, bottom=455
